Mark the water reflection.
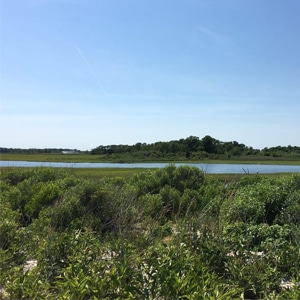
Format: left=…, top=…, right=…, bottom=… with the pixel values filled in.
left=1, top=161, right=300, bottom=174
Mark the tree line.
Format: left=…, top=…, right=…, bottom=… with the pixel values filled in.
left=91, top=135, right=300, bottom=160
left=0, top=148, right=83, bottom=154
left=1, top=135, right=299, bottom=159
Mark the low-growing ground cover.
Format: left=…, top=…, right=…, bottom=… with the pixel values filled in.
left=0, top=167, right=148, bottom=181
left=2, top=152, right=300, bottom=165
left=71, top=167, right=148, bottom=179
left=0, top=153, right=102, bottom=163
left=1, top=166, right=300, bottom=299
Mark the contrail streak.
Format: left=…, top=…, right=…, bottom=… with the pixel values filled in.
left=74, top=45, right=107, bottom=96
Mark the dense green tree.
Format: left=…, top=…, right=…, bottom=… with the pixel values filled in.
left=201, top=135, right=216, bottom=153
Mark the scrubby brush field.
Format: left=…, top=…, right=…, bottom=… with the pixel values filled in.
left=1, top=165, right=300, bottom=299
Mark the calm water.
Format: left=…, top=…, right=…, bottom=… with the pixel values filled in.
left=1, top=161, right=300, bottom=174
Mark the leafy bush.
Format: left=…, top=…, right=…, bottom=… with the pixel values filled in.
left=1, top=167, right=299, bottom=299
left=221, top=175, right=300, bottom=225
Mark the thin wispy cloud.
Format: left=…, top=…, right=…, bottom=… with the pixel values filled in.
left=197, top=26, right=232, bottom=48
left=2, top=0, right=299, bottom=149
left=74, top=45, right=108, bottom=96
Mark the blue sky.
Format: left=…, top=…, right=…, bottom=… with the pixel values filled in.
left=1, top=0, right=299, bottom=150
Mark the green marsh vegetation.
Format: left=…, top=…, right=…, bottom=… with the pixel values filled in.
left=1, top=165, right=300, bottom=299
left=0, top=167, right=147, bottom=181
left=1, top=152, right=300, bottom=165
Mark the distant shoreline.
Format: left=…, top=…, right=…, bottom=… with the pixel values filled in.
left=1, top=153, right=300, bottom=165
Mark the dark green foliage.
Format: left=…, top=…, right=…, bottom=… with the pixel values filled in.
left=2, top=135, right=300, bottom=162
left=225, top=175, right=300, bottom=225
left=278, top=190, right=300, bottom=224
left=0, top=201, right=20, bottom=250
left=1, top=167, right=300, bottom=299
left=90, top=135, right=250, bottom=159
left=131, top=164, right=209, bottom=219
left=89, top=135, right=300, bottom=161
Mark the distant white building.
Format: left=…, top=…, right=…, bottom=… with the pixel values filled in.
left=62, top=150, right=79, bottom=154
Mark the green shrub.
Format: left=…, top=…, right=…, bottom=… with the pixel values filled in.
left=221, top=175, right=300, bottom=225
left=1, top=168, right=299, bottom=299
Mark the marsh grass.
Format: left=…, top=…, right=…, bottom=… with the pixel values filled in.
left=0, top=167, right=293, bottom=182
left=70, top=168, right=148, bottom=179
left=0, top=153, right=102, bottom=162
left=1, top=152, right=300, bottom=165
